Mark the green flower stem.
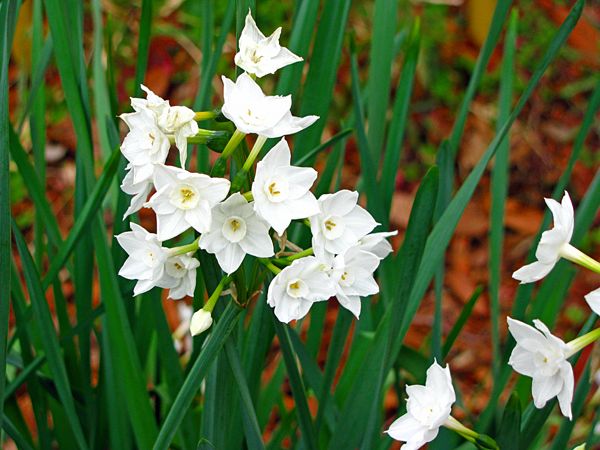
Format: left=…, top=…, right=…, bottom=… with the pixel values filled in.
left=444, top=416, right=479, bottom=442
left=566, top=327, right=600, bottom=357
left=194, top=111, right=217, bottom=121
left=285, top=248, right=314, bottom=262
left=221, top=129, right=247, bottom=159
left=242, top=135, right=268, bottom=172
left=258, top=258, right=282, bottom=275
left=242, top=192, right=254, bottom=201
left=559, top=243, right=600, bottom=275
left=165, top=237, right=200, bottom=257
left=203, top=275, right=233, bottom=313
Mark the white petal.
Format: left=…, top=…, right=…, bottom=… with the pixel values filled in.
left=512, top=260, right=555, bottom=283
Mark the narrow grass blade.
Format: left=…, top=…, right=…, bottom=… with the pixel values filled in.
left=0, top=0, right=19, bottom=432
left=134, top=0, right=152, bottom=97
left=272, top=319, right=319, bottom=450
left=275, top=0, right=321, bottom=97
left=496, top=392, right=521, bottom=450
left=295, top=128, right=353, bottom=167
left=447, top=0, right=513, bottom=157
left=153, top=300, right=244, bottom=450
left=42, top=145, right=121, bottom=290
left=2, top=414, right=37, bottom=450
left=366, top=0, right=398, bottom=161
left=92, top=216, right=159, bottom=450
left=292, top=0, right=352, bottom=162
left=350, top=39, right=386, bottom=225
left=490, top=7, right=517, bottom=378
left=12, top=218, right=89, bottom=450
left=381, top=17, right=421, bottom=221
left=441, top=286, right=483, bottom=360
left=223, top=337, right=265, bottom=450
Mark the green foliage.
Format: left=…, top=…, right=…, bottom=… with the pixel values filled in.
left=4, top=1, right=599, bottom=450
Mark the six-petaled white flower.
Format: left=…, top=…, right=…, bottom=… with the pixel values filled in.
left=145, top=164, right=230, bottom=241
left=385, top=360, right=456, bottom=450
left=116, top=223, right=174, bottom=296
left=199, top=193, right=274, bottom=275
left=309, top=190, right=378, bottom=263
left=120, top=107, right=170, bottom=184
left=221, top=73, right=318, bottom=138
left=267, top=256, right=336, bottom=323
left=235, top=10, right=303, bottom=77
left=252, top=138, right=319, bottom=235
left=329, top=244, right=380, bottom=318
left=163, top=253, right=200, bottom=299
left=513, top=191, right=576, bottom=283
left=507, top=317, right=574, bottom=419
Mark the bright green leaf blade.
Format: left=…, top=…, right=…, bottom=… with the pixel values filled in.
left=134, top=0, right=152, bottom=97
left=496, top=392, right=521, bottom=450
left=153, top=300, right=244, bottom=450
left=441, top=286, right=483, bottom=360
left=272, top=319, right=319, bottom=450
left=11, top=218, right=89, bottom=450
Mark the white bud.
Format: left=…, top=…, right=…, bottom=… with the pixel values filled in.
left=190, top=309, right=213, bottom=336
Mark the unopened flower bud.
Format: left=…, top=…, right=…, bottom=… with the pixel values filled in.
left=190, top=309, right=213, bottom=336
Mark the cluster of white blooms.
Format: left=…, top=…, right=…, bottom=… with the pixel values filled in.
left=114, top=10, right=396, bottom=334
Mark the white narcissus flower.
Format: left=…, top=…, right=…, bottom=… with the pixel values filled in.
left=156, top=106, right=199, bottom=167
left=267, top=256, right=336, bottom=323
left=234, top=10, right=303, bottom=77
left=329, top=245, right=380, bottom=318
left=359, top=230, right=398, bottom=259
left=116, top=223, right=176, bottom=296
left=513, top=191, right=575, bottom=283
left=309, top=190, right=379, bottom=263
left=145, top=164, right=230, bottom=241
left=120, top=108, right=170, bottom=184
left=385, top=360, right=455, bottom=450
left=252, top=138, right=319, bottom=235
left=131, top=84, right=170, bottom=117
left=507, top=317, right=574, bottom=419
left=163, top=253, right=200, bottom=299
left=221, top=73, right=318, bottom=138
left=199, top=193, right=274, bottom=275
left=121, top=166, right=153, bottom=218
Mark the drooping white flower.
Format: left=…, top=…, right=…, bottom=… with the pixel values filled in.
left=359, top=230, right=398, bottom=259
left=234, top=10, right=303, bottom=77
left=120, top=108, right=170, bottom=184
left=267, top=256, right=336, bottom=323
left=252, top=138, right=319, bottom=235
left=199, top=193, right=274, bottom=275
left=329, top=245, right=381, bottom=318
left=385, top=360, right=455, bottom=449
left=221, top=73, right=318, bottom=137
left=190, top=309, right=213, bottom=336
left=156, top=106, right=199, bottom=167
left=116, top=223, right=176, bottom=296
left=131, top=84, right=170, bottom=117
left=129, top=85, right=199, bottom=167
left=121, top=165, right=153, bottom=218
left=309, top=190, right=379, bottom=263
left=513, top=192, right=575, bottom=283
left=507, top=317, right=574, bottom=419
left=145, top=164, right=230, bottom=241
left=162, top=253, right=200, bottom=299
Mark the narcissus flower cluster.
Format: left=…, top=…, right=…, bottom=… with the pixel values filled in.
left=115, top=10, right=396, bottom=335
